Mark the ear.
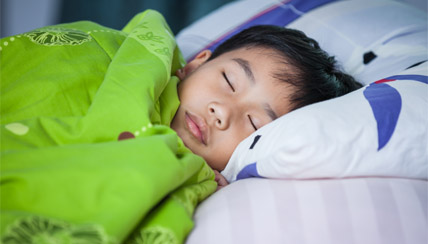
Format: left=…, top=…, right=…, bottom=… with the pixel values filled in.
left=176, top=50, right=212, bottom=80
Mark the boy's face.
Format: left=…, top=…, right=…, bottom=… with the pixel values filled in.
left=171, top=47, right=294, bottom=171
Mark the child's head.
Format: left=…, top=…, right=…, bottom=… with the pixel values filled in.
left=171, top=25, right=362, bottom=171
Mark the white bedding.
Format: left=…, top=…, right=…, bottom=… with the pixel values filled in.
left=176, top=0, right=428, bottom=243
left=223, top=63, right=428, bottom=182
left=187, top=177, right=427, bottom=244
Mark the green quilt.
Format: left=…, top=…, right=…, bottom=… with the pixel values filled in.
left=0, top=10, right=216, bottom=244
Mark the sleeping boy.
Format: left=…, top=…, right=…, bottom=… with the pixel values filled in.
left=172, top=25, right=362, bottom=189
left=0, top=10, right=361, bottom=243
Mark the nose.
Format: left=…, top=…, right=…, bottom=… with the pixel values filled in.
left=208, top=102, right=231, bottom=130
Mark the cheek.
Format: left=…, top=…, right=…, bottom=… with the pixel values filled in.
left=205, top=129, right=248, bottom=171
left=204, top=146, right=233, bottom=171
left=180, top=82, right=213, bottom=107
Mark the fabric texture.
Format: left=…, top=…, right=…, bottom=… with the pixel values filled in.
left=177, top=0, right=336, bottom=62
left=186, top=178, right=428, bottom=244
left=1, top=10, right=216, bottom=244
left=223, top=63, right=428, bottom=182
left=177, top=0, right=427, bottom=84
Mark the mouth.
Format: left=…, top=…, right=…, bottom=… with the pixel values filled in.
left=185, top=112, right=207, bottom=145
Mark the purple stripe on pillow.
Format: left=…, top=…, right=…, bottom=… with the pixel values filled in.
left=236, top=162, right=263, bottom=180
left=190, top=0, right=337, bottom=61
left=363, top=83, right=402, bottom=151
left=365, top=74, right=427, bottom=150
left=383, top=75, right=428, bottom=84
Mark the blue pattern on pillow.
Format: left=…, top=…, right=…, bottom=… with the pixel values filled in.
left=364, top=75, right=428, bottom=150
left=237, top=162, right=263, bottom=180
left=385, top=75, right=428, bottom=84
left=363, top=83, right=401, bottom=150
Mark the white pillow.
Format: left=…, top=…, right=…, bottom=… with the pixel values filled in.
left=222, top=63, right=428, bottom=182
left=186, top=177, right=428, bottom=244
left=177, top=0, right=427, bottom=84
left=286, top=0, right=428, bottom=84
left=177, top=0, right=337, bottom=61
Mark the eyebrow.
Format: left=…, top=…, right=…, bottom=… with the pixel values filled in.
left=233, top=58, right=255, bottom=84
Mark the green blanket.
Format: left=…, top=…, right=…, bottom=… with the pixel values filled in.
left=0, top=10, right=216, bottom=244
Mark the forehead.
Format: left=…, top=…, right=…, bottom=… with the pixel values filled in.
left=215, top=47, right=293, bottom=85
left=216, top=46, right=283, bottom=63
left=211, top=46, right=290, bottom=81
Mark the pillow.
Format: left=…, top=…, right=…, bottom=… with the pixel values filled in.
left=222, top=63, right=428, bottom=182
left=177, top=0, right=427, bottom=84
left=176, top=0, right=336, bottom=61
left=186, top=177, right=428, bottom=244
left=286, top=0, right=428, bottom=84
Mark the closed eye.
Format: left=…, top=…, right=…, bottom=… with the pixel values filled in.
left=222, top=72, right=235, bottom=92
left=248, top=115, right=257, bottom=131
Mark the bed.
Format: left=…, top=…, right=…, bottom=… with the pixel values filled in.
left=175, top=0, right=428, bottom=243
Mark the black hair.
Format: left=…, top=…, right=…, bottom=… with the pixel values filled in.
left=208, top=25, right=363, bottom=111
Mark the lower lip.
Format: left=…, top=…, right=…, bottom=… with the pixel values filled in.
left=185, top=113, right=204, bottom=144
